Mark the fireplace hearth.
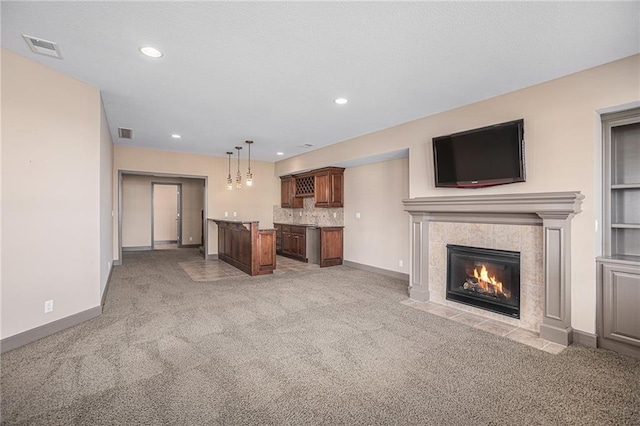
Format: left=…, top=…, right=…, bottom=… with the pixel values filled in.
left=446, top=245, right=521, bottom=318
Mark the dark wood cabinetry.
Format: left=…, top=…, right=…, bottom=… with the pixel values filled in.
left=280, top=225, right=307, bottom=261
left=280, top=176, right=303, bottom=208
left=275, top=223, right=342, bottom=267
left=314, top=167, right=344, bottom=208
left=320, top=227, right=344, bottom=267
left=213, top=219, right=276, bottom=276
left=279, top=167, right=344, bottom=208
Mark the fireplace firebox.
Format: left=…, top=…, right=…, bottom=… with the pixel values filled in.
left=446, top=245, right=521, bottom=318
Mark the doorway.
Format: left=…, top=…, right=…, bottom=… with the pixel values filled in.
left=152, top=183, right=181, bottom=250
left=118, top=172, right=207, bottom=263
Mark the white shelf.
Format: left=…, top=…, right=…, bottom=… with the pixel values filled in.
left=611, top=224, right=640, bottom=229
left=611, top=184, right=640, bottom=189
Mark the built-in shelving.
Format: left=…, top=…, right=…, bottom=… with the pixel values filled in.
left=604, top=110, right=640, bottom=258
left=597, top=108, right=640, bottom=358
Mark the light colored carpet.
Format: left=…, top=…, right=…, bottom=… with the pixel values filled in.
left=1, top=249, right=639, bottom=425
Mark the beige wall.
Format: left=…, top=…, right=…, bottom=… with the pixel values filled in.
left=121, top=175, right=205, bottom=247
left=114, top=146, right=278, bottom=259
left=344, top=157, right=409, bottom=274
left=276, top=54, right=640, bottom=334
left=1, top=49, right=102, bottom=339
left=99, top=97, right=114, bottom=297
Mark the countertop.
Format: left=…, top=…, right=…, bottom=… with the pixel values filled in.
left=274, top=222, right=344, bottom=228
left=209, top=218, right=276, bottom=231
left=209, top=218, right=258, bottom=224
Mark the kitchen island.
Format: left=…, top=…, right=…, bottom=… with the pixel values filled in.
left=210, top=219, right=276, bottom=276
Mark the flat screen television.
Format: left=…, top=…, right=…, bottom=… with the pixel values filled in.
left=433, top=119, right=525, bottom=188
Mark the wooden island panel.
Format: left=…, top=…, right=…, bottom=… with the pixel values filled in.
left=213, top=219, right=276, bottom=276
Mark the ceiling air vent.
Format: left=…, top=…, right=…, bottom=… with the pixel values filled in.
left=22, top=34, right=63, bottom=59
left=118, top=127, right=133, bottom=139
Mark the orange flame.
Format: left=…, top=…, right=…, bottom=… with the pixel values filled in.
left=473, top=264, right=504, bottom=295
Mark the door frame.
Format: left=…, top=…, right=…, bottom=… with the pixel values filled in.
left=151, top=182, right=182, bottom=249
left=116, top=171, right=208, bottom=264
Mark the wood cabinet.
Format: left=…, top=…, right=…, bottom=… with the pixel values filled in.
left=320, top=227, right=344, bottom=267
left=280, top=225, right=307, bottom=261
left=280, top=176, right=303, bottom=208
left=279, top=167, right=344, bottom=208
left=213, top=219, right=276, bottom=276
left=275, top=223, right=342, bottom=267
left=314, top=167, right=344, bottom=208
left=274, top=224, right=282, bottom=254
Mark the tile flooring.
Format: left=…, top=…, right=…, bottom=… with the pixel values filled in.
left=154, top=242, right=178, bottom=250
left=400, top=299, right=566, bottom=354
left=179, top=255, right=319, bottom=282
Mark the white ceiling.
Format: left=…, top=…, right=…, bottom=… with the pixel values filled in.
left=2, top=2, right=639, bottom=163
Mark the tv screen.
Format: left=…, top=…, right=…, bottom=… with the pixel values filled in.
left=433, top=119, right=525, bottom=188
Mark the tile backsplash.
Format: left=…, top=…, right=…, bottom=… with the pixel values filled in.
left=273, top=197, right=344, bottom=226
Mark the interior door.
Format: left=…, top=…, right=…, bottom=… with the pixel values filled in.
left=152, top=183, right=181, bottom=247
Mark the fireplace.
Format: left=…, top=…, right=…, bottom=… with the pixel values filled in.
left=446, top=245, right=521, bottom=318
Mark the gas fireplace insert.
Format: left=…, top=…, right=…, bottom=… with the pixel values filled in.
left=446, top=245, right=521, bottom=318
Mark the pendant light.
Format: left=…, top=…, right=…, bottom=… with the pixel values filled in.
left=235, top=146, right=243, bottom=188
left=245, top=140, right=253, bottom=186
left=226, top=152, right=233, bottom=190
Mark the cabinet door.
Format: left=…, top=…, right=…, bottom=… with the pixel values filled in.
left=321, top=227, right=343, bottom=267
left=293, top=234, right=306, bottom=259
left=329, top=172, right=343, bottom=207
left=314, top=171, right=330, bottom=207
left=257, top=231, right=276, bottom=271
left=602, top=263, right=640, bottom=348
left=281, top=178, right=292, bottom=207
left=274, top=225, right=282, bottom=254
left=282, top=232, right=293, bottom=255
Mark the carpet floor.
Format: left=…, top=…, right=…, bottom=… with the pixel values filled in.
left=1, top=249, right=639, bottom=425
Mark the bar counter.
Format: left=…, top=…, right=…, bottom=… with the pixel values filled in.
left=210, top=219, right=276, bottom=276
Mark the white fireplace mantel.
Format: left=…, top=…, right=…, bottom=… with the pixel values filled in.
left=402, top=191, right=584, bottom=346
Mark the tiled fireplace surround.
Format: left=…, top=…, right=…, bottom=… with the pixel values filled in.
left=403, top=192, right=584, bottom=346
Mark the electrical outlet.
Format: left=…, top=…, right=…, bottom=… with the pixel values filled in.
left=399, top=260, right=403, bottom=267
left=224, top=211, right=228, bottom=217
left=108, top=261, right=111, bottom=269
left=233, top=212, right=237, bottom=217
left=333, top=212, right=337, bottom=218
left=356, top=212, right=361, bottom=219
left=189, top=236, right=193, bottom=242
left=44, top=300, right=54, bottom=313
left=299, top=211, right=302, bottom=217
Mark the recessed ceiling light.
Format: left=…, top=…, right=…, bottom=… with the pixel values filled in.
left=139, top=46, right=163, bottom=58
left=276, top=152, right=284, bottom=156
left=171, top=134, right=181, bottom=139
left=334, top=98, right=348, bottom=105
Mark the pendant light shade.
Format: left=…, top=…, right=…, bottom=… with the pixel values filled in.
left=245, top=140, right=253, bottom=186
left=226, top=152, right=233, bottom=190
left=235, top=146, right=243, bottom=189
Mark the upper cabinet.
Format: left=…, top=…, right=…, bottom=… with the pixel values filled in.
left=279, top=167, right=344, bottom=208
left=280, top=176, right=303, bottom=208
left=314, top=167, right=344, bottom=208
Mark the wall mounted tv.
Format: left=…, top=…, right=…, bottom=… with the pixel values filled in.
left=433, top=119, right=525, bottom=188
